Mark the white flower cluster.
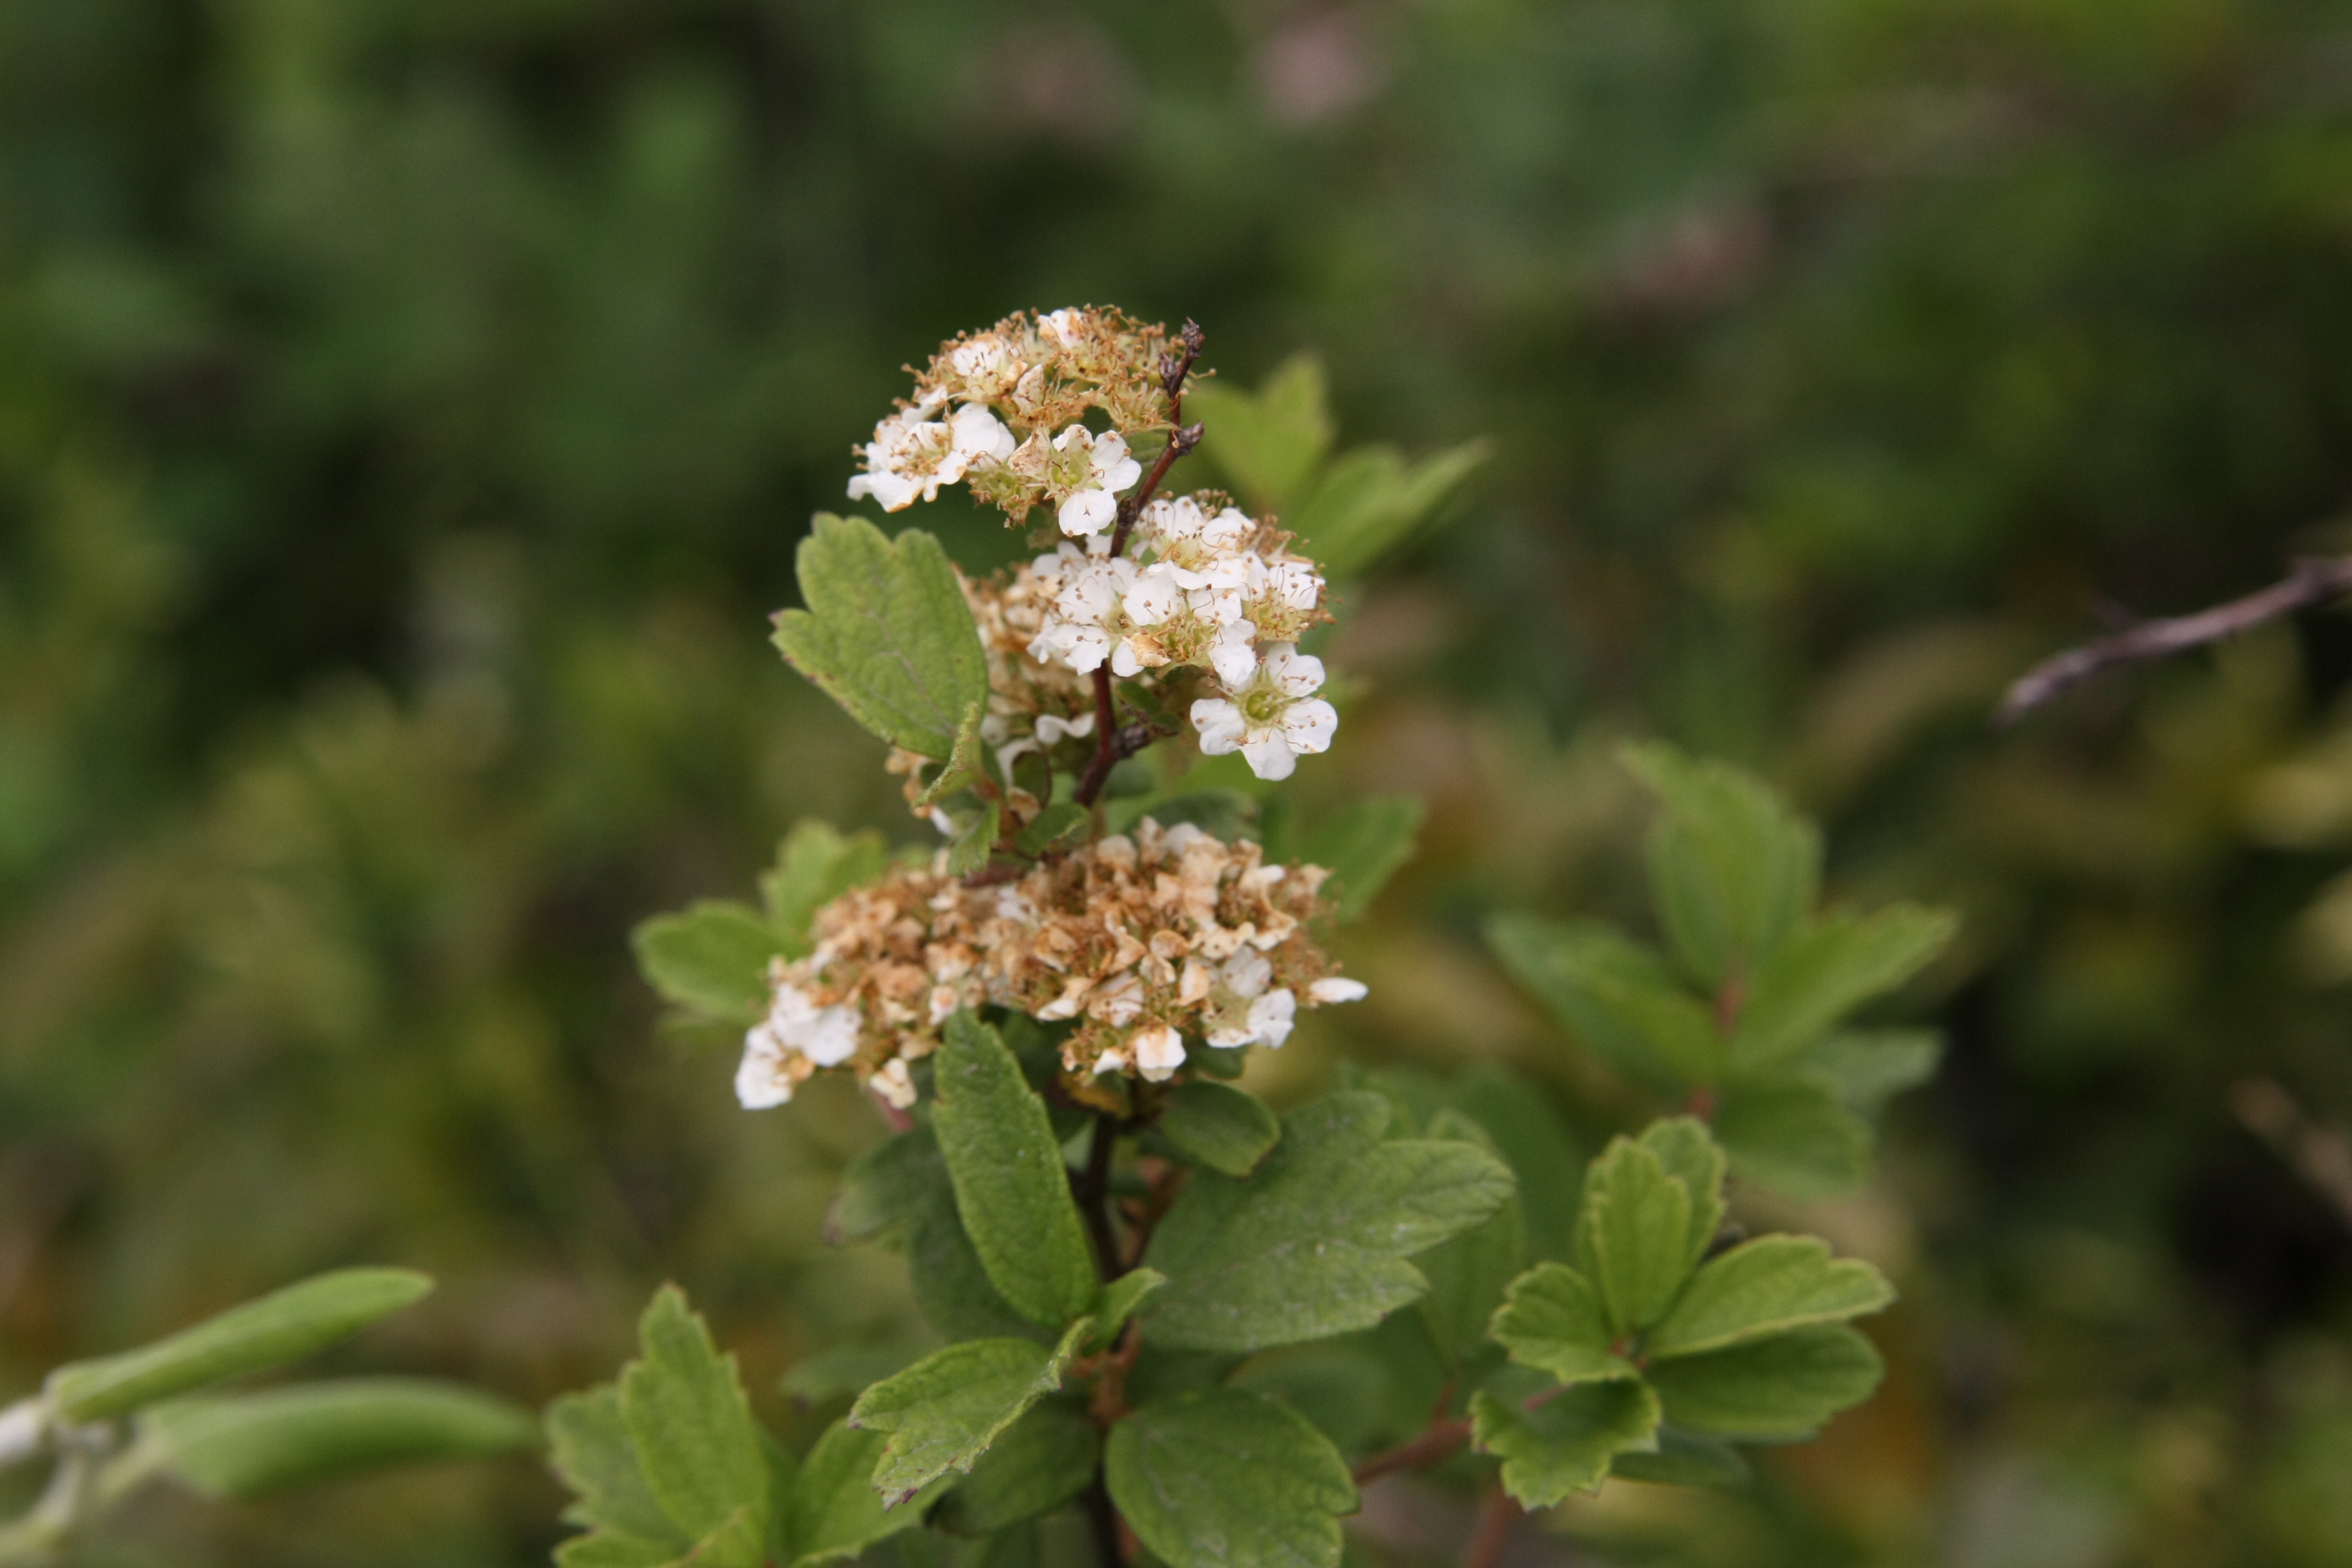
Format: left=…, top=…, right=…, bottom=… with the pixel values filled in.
left=1022, top=496, right=1340, bottom=780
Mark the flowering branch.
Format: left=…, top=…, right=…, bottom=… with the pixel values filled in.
left=1110, top=320, right=1207, bottom=559
left=1996, top=555, right=2352, bottom=726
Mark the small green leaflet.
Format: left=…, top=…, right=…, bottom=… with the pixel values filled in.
left=1295, top=795, right=1422, bottom=921
left=1013, top=801, right=1088, bottom=857
left=1291, top=440, right=1493, bottom=580
left=1413, top=1110, right=1528, bottom=1366
left=914, top=701, right=989, bottom=809
left=1620, top=743, right=1820, bottom=990
left=771, top=514, right=988, bottom=760
left=619, top=1287, right=770, bottom=1545
left=779, top=1347, right=921, bottom=1407
left=1470, top=1382, right=1661, bottom=1508
left=631, top=902, right=784, bottom=1020
left=1713, top=1074, right=1872, bottom=1199
left=1610, top=1425, right=1751, bottom=1488
left=1142, top=1092, right=1516, bottom=1352
left=1486, top=1264, right=1638, bottom=1387
left=1156, top=1079, right=1281, bottom=1176
left=1185, top=353, right=1335, bottom=514
left=1643, top=1324, right=1885, bottom=1439
left=143, top=1378, right=535, bottom=1499
left=1484, top=915, right=1716, bottom=1093
left=761, top=821, right=890, bottom=957
left=1729, top=906, right=1955, bottom=1070
left=548, top=1384, right=684, bottom=1548
left=1090, top=1268, right=1167, bottom=1349
left=1645, top=1236, right=1894, bottom=1359
left=786, top=1419, right=946, bottom=1568
left=1105, top=1389, right=1358, bottom=1568
left=1574, top=1140, right=1694, bottom=1336
left=1797, top=1028, right=1942, bottom=1112
left=48, top=1267, right=433, bottom=1423
left=1636, top=1117, right=1727, bottom=1277
left=847, top=1319, right=1092, bottom=1504
left=929, top=1012, right=1099, bottom=1327
left=929, top=1400, right=1100, bottom=1537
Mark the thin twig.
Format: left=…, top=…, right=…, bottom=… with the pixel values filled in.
left=1082, top=1478, right=1130, bottom=1568
left=1461, top=1487, right=1520, bottom=1568
left=1076, top=1110, right=1126, bottom=1280
left=2229, top=1076, right=2352, bottom=1235
left=1353, top=1417, right=1474, bottom=1485
left=1109, top=320, right=1206, bottom=559
left=1996, top=556, right=2352, bottom=726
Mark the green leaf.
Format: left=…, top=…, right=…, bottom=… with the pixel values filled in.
left=556, top=1531, right=683, bottom=1568
left=1487, top=1264, right=1639, bottom=1386
left=1485, top=915, right=1717, bottom=1092
left=1608, top=1425, right=1751, bottom=1488
left=1106, top=1389, right=1358, bottom=1568
left=141, top=1378, right=534, bottom=1499
left=1090, top=1268, right=1167, bottom=1348
left=620, top=1287, right=768, bottom=1543
left=1158, top=1080, right=1281, bottom=1176
left=1642, top=1324, right=1885, bottom=1438
left=1636, top=1117, right=1728, bottom=1277
left=1143, top=1092, right=1517, bottom=1353
left=848, top=1320, right=1091, bottom=1505
left=914, top=701, right=990, bottom=809
left=1730, top=907, right=1956, bottom=1070
left=631, top=902, right=785, bottom=1020
left=781, top=1347, right=922, bottom=1407
left=1293, top=440, right=1493, bottom=580
left=1620, top=744, right=1821, bottom=990
left=929, top=1400, right=1101, bottom=1537
left=683, top=1507, right=769, bottom=1568
left=48, top=1267, right=433, bottom=1422
left=548, top=1385, right=685, bottom=1545
left=1013, top=801, right=1088, bottom=857
left=910, top=1185, right=1054, bottom=1346
left=786, top=1419, right=943, bottom=1568
left=825, top=1128, right=941, bottom=1246
left=1647, top=1237, right=1894, bottom=1359
left=1413, top=1110, right=1527, bottom=1366
left=1713, top=1075, right=1872, bottom=1199
left=1296, top=796, right=1423, bottom=921
left=763, top=821, right=890, bottom=957
left=945, top=800, right=1001, bottom=876
left=1795, top=1029, right=1943, bottom=1112
left=1186, top=353, right=1335, bottom=514
left=1574, top=1139, right=1695, bottom=1336
left=1470, top=1381, right=1662, bottom=1509
left=771, top=514, right=988, bottom=760
left=930, top=1013, right=1099, bottom=1328
left=1450, top=1067, right=1583, bottom=1264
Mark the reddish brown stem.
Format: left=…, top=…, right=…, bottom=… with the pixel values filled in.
left=1461, top=1487, right=1520, bottom=1568
left=1353, top=1417, right=1474, bottom=1485
left=1076, top=1109, right=1126, bottom=1280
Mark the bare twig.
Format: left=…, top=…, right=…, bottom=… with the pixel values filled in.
left=2229, top=1076, right=2352, bottom=1235
left=1354, top=1417, right=1475, bottom=1485
left=1996, top=556, right=2352, bottom=726
left=1461, top=1487, right=1520, bottom=1568
left=1075, top=1110, right=1127, bottom=1280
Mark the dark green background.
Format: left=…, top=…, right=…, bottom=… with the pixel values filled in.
left=7, top=1, right=2352, bottom=1562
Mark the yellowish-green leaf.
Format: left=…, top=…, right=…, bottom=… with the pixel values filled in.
left=1647, top=1236, right=1893, bottom=1359
left=1487, top=1264, right=1640, bottom=1386
left=619, top=1287, right=768, bottom=1543
left=143, top=1378, right=534, bottom=1499
left=631, top=902, right=784, bottom=1020
left=1471, top=1382, right=1661, bottom=1509
left=1643, top=1324, right=1885, bottom=1438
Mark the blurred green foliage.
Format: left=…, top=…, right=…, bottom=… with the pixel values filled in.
left=8, top=0, right=2352, bottom=1564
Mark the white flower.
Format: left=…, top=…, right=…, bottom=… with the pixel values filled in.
left=868, top=1058, right=917, bottom=1109
left=1246, top=989, right=1298, bottom=1049
left=1201, top=507, right=1254, bottom=550
left=1034, top=711, right=1096, bottom=745
left=846, top=404, right=961, bottom=512
left=1190, top=644, right=1338, bottom=782
left=1131, top=1024, right=1187, bottom=1082
left=1308, top=977, right=1369, bottom=1005
left=1123, top=564, right=1186, bottom=627
left=736, top=1023, right=796, bottom=1108
left=1052, top=427, right=1143, bottom=537
left=1208, top=620, right=1259, bottom=687
left=949, top=403, right=1016, bottom=462
left=736, top=982, right=863, bottom=1108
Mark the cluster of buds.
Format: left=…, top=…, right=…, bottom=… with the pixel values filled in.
left=848, top=307, right=1180, bottom=532
left=735, top=819, right=1366, bottom=1110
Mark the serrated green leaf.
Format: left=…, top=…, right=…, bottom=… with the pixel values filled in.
left=826, top=1127, right=943, bottom=1246
left=945, top=800, right=1001, bottom=876
left=1487, top=1264, right=1640, bottom=1386
left=1090, top=1268, right=1167, bottom=1348
left=1158, top=1080, right=1281, bottom=1176
left=1106, top=1389, right=1358, bottom=1568
left=848, top=1320, right=1091, bottom=1505
left=915, top=701, right=990, bottom=809
left=1297, top=796, right=1423, bottom=921
left=1575, top=1140, right=1695, bottom=1336
left=691, top=1506, right=770, bottom=1568
left=1795, top=1029, right=1942, bottom=1112
left=1621, top=744, right=1820, bottom=991
left=548, top=1385, right=686, bottom=1544
left=1414, top=1110, right=1527, bottom=1366
left=1713, top=1075, right=1872, bottom=1199
left=1013, top=801, right=1088, bottom=857
left=1293, top=440, right=1493, bottom=580
left=1643, top=1324, right=1885, bottom=1438
left=1730, top=907, right=1956, bottom=1070
left=1186, top=353, right=1334, bottom=515
left=930, top=1399, right=1100, bottom=1537
left=1471, top=1381, right=1662, bottom=1509
left=631, top=902, right=784, bottom=1020
left=1647, top=1237, right=1894, bottom=1359
left=556, top=1531, right=680, bottom=1568
left=771, top=515, right=988, bottom=760
left=931, top=1013, right=1099, bottom=1328
left=1609, top=1425, right=1751, bottom=1488
left=781, top=1347, right=922, bottom=1407
left=141, top=1378, right=533, bottom=1499
left=1485, top=915, right=1716, bottom=1092
left=786, top=1419, right=943, bottom=1568
left=1143, top=1092, right=1516, bottom=1353
left=620, top=1287, right=767, bottom=1543
left=910, top=1186, right=1053, bottom=1346
left=48, top=1267, right=433, bottom=1423
left=763, top=822, right=889, bottom=957
left=1450, top=1067, right=1583, bottom=1264
left=1636, top=1117, right=1727, bottom=1276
